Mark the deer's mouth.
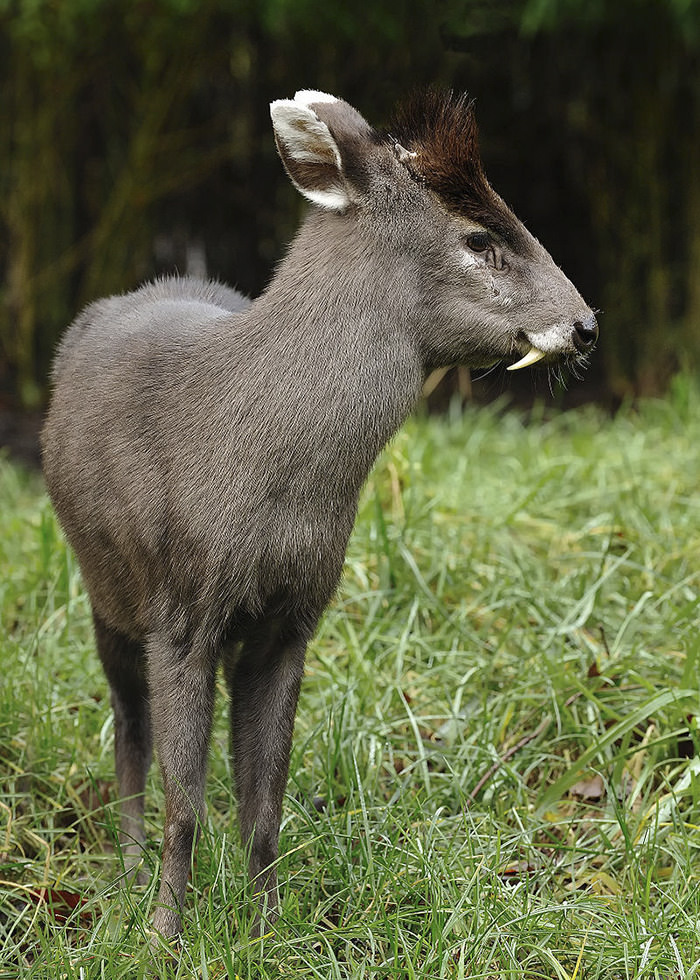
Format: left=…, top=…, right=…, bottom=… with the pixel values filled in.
left=508, top=313, right=598, bottom=372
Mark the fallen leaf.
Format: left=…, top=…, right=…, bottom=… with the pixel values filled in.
left=569, top=774, right=605, bottom=801
left=28, top=887, right=93, bottom=925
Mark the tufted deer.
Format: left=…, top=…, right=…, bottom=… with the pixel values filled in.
left=41, top=89, right=597, bottom=938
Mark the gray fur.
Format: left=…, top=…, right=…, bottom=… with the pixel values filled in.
left=41, top=91, right=597, bottom=939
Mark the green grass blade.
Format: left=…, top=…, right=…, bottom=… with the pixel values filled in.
left=536, top=688, right=696, bottom=814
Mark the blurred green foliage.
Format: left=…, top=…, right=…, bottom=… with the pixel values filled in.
left=1, top=0, right=699, bottom=407
left=519, top=0, right=700, bottom=37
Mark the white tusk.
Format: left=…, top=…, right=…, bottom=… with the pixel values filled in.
left=507, top=346, right=547, bottom=371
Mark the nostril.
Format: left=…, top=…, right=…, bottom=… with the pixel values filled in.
left=572, top=313, right=599, bottom=352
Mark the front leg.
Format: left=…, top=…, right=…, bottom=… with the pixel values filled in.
left=223, top=623, right=309, bottom=922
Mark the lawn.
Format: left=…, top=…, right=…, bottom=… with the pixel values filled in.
left=1, top=380, right=699, bottom=979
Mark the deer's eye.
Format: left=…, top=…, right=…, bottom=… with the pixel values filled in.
left=464, top=231, right=491, bottom=253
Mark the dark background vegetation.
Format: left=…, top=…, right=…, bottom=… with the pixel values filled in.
left=2, top=0, right=699, bottom=448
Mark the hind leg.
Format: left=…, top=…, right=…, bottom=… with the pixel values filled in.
left=146, top=628, right=218, bottom=938
left=93, top=612, right=152, bottom=876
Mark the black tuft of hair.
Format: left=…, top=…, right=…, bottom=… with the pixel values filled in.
left=383, top=88, right=528, bottom=250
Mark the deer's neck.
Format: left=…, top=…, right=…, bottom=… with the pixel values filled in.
left=246, top=212, right=425, bottom=478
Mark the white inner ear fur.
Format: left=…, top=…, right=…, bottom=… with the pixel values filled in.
left=270, top=100, right=342, bottom=169
left=294, top=90, right=338, bottom=108
left=270, top=98, right=349, bottom=212
left=301, top=186, right=349, bottom=211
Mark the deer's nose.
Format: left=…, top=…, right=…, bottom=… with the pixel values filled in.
left=572, top=313, right=599, bottom=352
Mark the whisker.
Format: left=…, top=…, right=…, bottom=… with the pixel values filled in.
left=472, top=362, right=501, bottom=382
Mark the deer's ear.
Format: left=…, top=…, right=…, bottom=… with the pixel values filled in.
left=270, top=95, right=350, bottom=212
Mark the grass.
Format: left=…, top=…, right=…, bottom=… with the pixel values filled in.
left=1, top=377, right=700, bottom=978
